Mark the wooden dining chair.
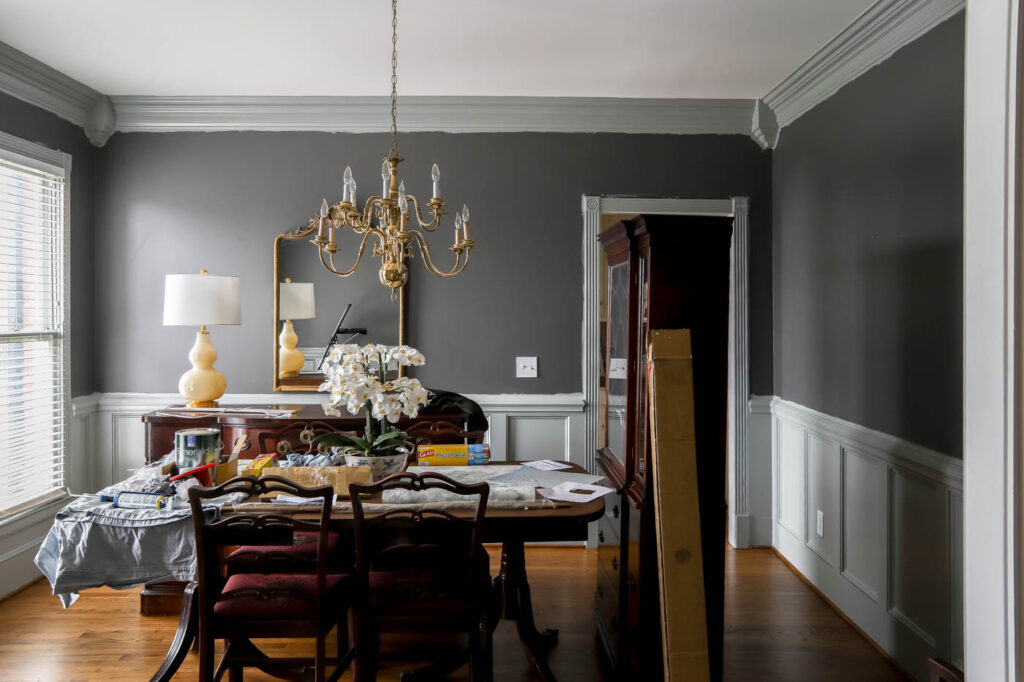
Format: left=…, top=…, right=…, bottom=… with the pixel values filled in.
left=188, top=475, right=355, bottom=682
left=348, top=472, right=494, bottom=682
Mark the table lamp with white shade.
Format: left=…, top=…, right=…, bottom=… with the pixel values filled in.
left=278, top=278, right=316, bottom=377
left=163, top=270, right=241, bottom=407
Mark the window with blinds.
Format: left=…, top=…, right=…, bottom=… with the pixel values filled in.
left=0, top=136, right=69, bottom=518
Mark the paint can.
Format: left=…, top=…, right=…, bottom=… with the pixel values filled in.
left=174, top=427, right=222, bottom=474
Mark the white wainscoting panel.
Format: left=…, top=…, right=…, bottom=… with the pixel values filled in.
left=71, top=392, right=585, bottom=490
left=771, top=397, right=963, bottom=679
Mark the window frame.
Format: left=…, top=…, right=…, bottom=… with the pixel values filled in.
left=0, top=130, right=72, bottom=522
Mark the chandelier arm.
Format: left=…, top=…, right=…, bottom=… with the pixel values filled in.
left=405, top=194, right=443, bottom=232
left=410, top=229, right=469, bottom=277
left=317, top=229, right=383, bottom=277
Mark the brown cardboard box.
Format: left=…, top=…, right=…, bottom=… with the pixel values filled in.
left=260, top=465, right=371, bottom=499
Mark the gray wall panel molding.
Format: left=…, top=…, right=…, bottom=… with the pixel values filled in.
left=109, top=95, right=760, bottom=137
left=771, top=394, right=962, bottom=679
left=0, top=41, right=102, bottom=132
left=763, top=0, right=965, bottom=129
left=771, top=397, right=962, bottom=490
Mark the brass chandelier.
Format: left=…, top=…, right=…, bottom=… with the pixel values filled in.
left=309, top=0, right=474, bottom=300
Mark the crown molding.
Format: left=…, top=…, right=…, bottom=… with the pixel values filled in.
left=763, top=0, right=964, bottom=130
left=0, top=41, right=109, bottom=138
left=109, top=95, right=761, bottom=138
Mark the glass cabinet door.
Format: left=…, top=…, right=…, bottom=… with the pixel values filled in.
left=605, top=261, right=630, bottom=465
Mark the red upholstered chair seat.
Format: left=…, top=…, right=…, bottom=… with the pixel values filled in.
left=214, top=573, right=350, bottom=620
left=368, top=569, right=477, bottom=615
left=227, top=530, right=347, bottom=573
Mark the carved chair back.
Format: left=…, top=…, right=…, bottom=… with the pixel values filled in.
left=348, top=472, right=489, bottom=594
left=188, top=476, right=333, bottom=623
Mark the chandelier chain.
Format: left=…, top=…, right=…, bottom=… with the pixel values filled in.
left=389, top=0, right=398, bottom=157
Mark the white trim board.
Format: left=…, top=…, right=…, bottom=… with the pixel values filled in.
left=962, top=0, right=1021, bottom=678
left=109, top=96, right=760, bottom=137
left=763, top=0, right=965, bottom=130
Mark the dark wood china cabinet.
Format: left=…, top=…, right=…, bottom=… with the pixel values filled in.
left=595, top=214, right=733, bottom=680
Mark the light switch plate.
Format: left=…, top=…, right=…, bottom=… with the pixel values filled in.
left=516, top=356, right=538, bottom=378
left=816, top=510, right=824, bottom=537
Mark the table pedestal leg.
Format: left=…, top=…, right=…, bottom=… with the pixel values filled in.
left=150, top=582, right=198, bottom=682
left=495, top=539, right=559, bottom=682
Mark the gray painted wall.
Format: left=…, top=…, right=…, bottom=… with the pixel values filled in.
left=0, top=92, right=96, bottom=397
left=772, top=13, right=964, bottom=456
left=94, top=131, right=772, bottom=395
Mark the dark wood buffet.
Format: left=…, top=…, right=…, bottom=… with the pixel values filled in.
left=595, top=214, right=733, bottom=680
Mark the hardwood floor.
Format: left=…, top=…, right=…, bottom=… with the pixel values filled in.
left=0, top=545, right=906, bottom=681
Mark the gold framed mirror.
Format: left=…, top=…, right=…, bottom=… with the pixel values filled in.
left=272, top=225, right=406, bottom=392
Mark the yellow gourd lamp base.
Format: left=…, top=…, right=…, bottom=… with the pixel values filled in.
left=279, top=319, right=305, bottom=378
left=178, top=325, right=227, bottom=407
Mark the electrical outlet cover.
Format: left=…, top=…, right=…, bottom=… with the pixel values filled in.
left=516, top=356, right=538, bottom=378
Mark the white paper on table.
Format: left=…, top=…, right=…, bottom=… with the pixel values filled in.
left=521, top=459, right=574, bottom=471
left=272, top=493, right=338, bottom=506
left=490, top=467, right=604, bottom=488
left=537, top=481, right=615, bottom=503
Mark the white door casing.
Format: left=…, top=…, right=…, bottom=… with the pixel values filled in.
left=580, top=195, right=752, bottom=547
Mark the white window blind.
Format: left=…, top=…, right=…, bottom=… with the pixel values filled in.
left=0, top=139, right=69, bottom=518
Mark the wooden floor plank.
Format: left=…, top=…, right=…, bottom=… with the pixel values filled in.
left=0, top=545, right=905, bottom=681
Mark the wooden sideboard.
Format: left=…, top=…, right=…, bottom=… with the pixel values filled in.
left=142, top=405, right=469, bottom=464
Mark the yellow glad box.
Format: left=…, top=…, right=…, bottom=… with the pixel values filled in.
left=416, top=444, right=490, bottom=466
left=259, top=465, right=371, bottom=499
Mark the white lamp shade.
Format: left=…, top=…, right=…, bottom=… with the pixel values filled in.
left=280, top=282, right=316, bottom=320
left=163, top=274, right=242, bottom=326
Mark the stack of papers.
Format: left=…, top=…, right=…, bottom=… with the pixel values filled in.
left=538, top=482, right=615, bottom=503
left=521, top=459, right=574, bottom=471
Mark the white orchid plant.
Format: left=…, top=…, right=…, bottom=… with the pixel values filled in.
left=315, top=344, right=430, bottom=457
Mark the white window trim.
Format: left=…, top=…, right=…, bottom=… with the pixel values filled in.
left=0, top=130, right=72, bottom=524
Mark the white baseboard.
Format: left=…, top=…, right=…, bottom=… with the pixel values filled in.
left=770, top=396, right=963, bottom=678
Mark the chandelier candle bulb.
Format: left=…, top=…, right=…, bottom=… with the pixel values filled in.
left=381, top=160, right=389, bottom=197
left=349, top=178, right=357, bottom=205
left=462, top=204, right=470, bottom=240
left=318, top=198, right=329, bottom=240
left=431, top=163, right=440, bottom=199
left=343, top=166, right=353, bottom=203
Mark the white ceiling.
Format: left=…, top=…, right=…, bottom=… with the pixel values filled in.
left=0, top=0, right=874, bottom=98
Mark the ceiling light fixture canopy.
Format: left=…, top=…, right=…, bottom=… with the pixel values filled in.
left=308, top=0, right=474, bottom=300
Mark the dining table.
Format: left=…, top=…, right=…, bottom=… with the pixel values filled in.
left=149, top=463, right=605, bottom=682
